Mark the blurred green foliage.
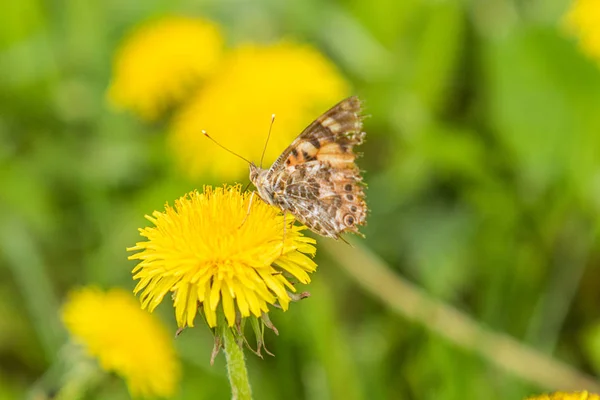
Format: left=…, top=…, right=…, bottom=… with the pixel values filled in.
left=1, top=0, right=600, bottom=399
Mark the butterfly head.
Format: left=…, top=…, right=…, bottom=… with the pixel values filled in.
left=249, top=163, right=275, bottom=205
left=249, top=162, right=260, bottom=183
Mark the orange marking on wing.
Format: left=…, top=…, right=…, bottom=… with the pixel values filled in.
left=286, top=152, right=304, bottom=166
left=315, top=142, right=355, bottom=167
left=316, top=153, right=355, bottom=168
left=317, top=142, right=344, bottom=154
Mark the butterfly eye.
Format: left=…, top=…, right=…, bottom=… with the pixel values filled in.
left=344, top=214, right=355, bottom=226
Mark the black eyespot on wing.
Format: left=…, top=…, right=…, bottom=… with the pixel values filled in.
left=291, top=148, right=299, bottom=157
left=344, top=184, right=352, bottom=191
left=350, top=205, right=358, bottom=212
left=346, top=194, right=354, bottom=201
left=344, top=214, right=355, bottom=226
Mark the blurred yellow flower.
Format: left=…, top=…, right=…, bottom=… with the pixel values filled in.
left=526, top=392, right=600, bottom=400
left=170, top=42, right=349, bottom=180
left=564, top=0, right=600, bottom=64
left=61, top=287, right=180, bottom=398
left=108, top=16, right=223, bottom=120
left=128, top=185, right=317, bottom=328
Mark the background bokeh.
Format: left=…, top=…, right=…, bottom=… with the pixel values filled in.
left=2, top=0, right=600, bottom=399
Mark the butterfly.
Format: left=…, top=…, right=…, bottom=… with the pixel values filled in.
left=248, top=96, right=367, bottom=239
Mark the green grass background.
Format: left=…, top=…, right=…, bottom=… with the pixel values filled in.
left=2, top=0, right=600, bottom=398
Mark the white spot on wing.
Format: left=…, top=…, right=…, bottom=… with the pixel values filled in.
left=321, top=117, right=342, bottom=133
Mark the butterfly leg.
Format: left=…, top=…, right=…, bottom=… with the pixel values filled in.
left=239, top=191, right=255, bottom=229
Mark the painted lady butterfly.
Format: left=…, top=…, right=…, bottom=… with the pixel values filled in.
left=249, top=96, right=367, bottom=239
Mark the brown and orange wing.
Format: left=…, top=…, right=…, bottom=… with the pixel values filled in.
left=268, top=96, right=367, bottom=238
left=268, top=96, right=364, bottom=173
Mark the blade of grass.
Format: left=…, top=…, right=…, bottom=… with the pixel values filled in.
left=1, top=217, right=63, bottom=361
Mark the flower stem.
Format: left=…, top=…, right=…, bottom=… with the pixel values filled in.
left=222, top=322, right=253, bottom=400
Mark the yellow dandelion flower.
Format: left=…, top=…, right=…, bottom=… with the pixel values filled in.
left=128, top=185, right=317, bottom=329
left=170, top=42, right=349, bottom=179
left=61, top=287, right=180, bottom=398
left=564, top=0, right=600, bottom=64
left=526, top=392, right=600, bottom=400
left=108, top=16, right=223, bottom=120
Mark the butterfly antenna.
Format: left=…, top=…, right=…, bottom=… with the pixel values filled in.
left=259, top=114, right=276, bottom=168
left=202, top=130, right=252, bottom=165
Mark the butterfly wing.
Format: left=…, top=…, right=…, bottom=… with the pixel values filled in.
left=268, top=96, right=364, bottom=173
left=267, top=96, right=367, bottom=238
